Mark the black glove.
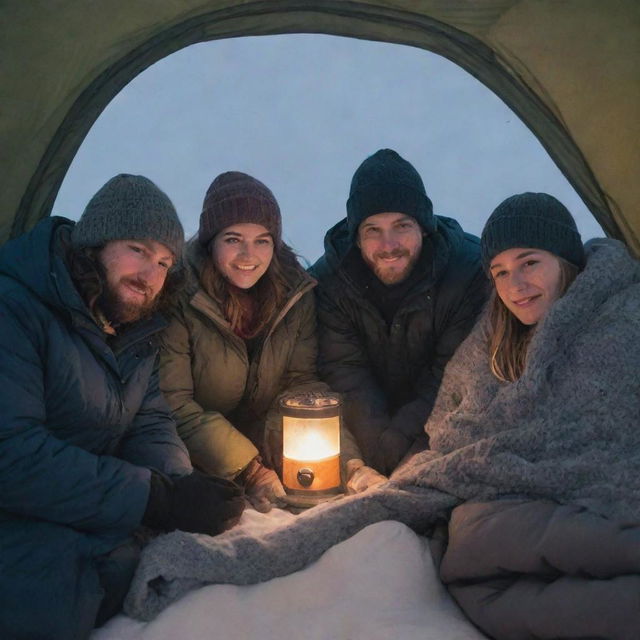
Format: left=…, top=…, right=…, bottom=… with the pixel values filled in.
left=142, top=470, right=245, bottom=535
left=372, top=429, right=413, bottom=476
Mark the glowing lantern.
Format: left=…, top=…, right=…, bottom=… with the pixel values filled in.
left=280, top=392, right=342, bottom=507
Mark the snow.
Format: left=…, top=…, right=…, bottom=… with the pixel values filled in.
left=92, top=508, right=485, bottom=640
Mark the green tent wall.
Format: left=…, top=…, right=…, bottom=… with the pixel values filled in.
left=2, top=0, right=638, bottom=254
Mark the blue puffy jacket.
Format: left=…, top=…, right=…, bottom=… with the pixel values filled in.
left=0, top=217, right=191, bottom=639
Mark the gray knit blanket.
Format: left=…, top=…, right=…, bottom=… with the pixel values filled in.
left=125, top=239, right=640, bottom=621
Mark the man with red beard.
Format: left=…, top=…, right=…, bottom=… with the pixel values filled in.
left=0, top=174, right=244, bottom=640
left=310, top=149, right=487, bottom=477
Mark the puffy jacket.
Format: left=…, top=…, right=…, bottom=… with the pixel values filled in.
left=0, top=217, right=191, bottom=639
left=160, top=241, right=358, bottom=479
left=310, top=215, right=488, bottom=469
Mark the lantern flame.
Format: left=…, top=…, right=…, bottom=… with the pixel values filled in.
left=283, top=416, right=340, bottom=462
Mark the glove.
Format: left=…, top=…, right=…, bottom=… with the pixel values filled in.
left=389, top=399, right=430, bottom=441
left=142, top=470, right=245, bottom=535
left=237, top=457, right=287, bottom=513
left=345, top=458, right=387, bottom=494
left=372, top=429, right=413, bottom=476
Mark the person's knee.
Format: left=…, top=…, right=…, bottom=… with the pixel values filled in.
left=94, top=537, right=142, bottom=627
left=0, top=520, right=115, bottom=640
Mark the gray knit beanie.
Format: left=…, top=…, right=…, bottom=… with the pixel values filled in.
left=481, top=192, right=585, bottom=272
left=71, top=174, right=184, bottom=257
left=198, top=171, right=282, bottom=247
left=346, top=149, right=435, bottom=241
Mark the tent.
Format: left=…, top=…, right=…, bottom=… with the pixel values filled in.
left=2, top=0, right=638, bottom=254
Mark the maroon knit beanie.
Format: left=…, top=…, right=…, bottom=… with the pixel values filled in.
left=198, top=171, right=282, bottom=247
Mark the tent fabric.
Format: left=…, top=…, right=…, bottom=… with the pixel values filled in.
left=1, top=1, right=638, bottom=254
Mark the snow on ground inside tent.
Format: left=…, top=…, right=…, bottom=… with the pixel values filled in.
left=92, top=507, right=486, bottom=640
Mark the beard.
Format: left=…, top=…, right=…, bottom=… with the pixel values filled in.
left=365, top=248, right=420, bottom=285
left=98, top=277, right=160, bottom=326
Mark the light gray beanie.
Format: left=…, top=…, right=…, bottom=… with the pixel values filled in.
left=71, top=174, right=184, bottom=257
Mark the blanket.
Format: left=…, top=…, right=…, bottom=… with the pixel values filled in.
left=94, top=509, right=485, bottom=639
left=125, top=239, right=640, bottom=628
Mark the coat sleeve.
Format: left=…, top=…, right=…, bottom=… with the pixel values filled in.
left=159, top=309, right=258, bottom=478
left=0, top=299, right=150, bottom=536
left=391, top=266, right=488, bottom=441
left=314, top=284, right=391, bottom=462
left=116, top=358, right=193, bottom=478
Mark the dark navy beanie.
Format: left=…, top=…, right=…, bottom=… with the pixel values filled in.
left=346, top=149, right=435, bottom=240
left=481, top=192, right=585, bottom=272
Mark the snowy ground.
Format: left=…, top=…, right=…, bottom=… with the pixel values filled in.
left=92, top=509, right=486, bottom=640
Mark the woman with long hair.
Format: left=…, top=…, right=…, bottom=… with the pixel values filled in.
left=425, top=191, right=640, bottom=638
left=483, top=194, right=582, bottom=383
left=160, top=172, right=378, bottom=511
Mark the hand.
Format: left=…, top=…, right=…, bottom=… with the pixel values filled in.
left=345, top=458, right=387, bottom=494
left=372, top=429, right=413, bottom=476
left=239, top=457, right=287, bottom=513
left=143, top=470, right=245, bottom=535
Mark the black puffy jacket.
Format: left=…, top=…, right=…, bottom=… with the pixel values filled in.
left=310, top=215, right=488, bottom=471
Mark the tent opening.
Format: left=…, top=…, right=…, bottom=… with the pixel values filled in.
left=53, top=34, right=604, bottom=262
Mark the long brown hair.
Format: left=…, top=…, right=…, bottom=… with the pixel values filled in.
left=488, top=258, right=580, bottom=382
left=199, top=240, right=305, bottom=338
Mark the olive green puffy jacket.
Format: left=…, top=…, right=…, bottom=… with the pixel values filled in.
left=159, top=246, right=359, bottom=479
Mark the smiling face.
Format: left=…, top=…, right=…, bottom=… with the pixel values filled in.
left=489, top=247, right=563, bottom=325
left=357, top=212, right=423, bottom=285
left=211, top=223, right=274, bottom=289
left=98, top=239, right=174, bottom=324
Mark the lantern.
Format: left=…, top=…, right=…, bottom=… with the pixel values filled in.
left=280, top=392, right=343, bottom=507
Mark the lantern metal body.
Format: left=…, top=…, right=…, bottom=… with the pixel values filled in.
left=280, top=392, right=342, bottom=507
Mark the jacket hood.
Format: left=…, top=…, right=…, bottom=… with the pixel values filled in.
left=310, top=214, right=470, bottom=286
left=0, top=216, right=87, bottom=317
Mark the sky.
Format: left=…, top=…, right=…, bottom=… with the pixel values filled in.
left=53, top=34, right=603, bottom=266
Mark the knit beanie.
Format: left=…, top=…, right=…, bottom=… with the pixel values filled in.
left=481, top=192, right=585, bottom=272
left=71, top=174, right=183, bottom=257
left=198, top=171, right=282, bottom=247
left=346, top=149, right=435, bottom=241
